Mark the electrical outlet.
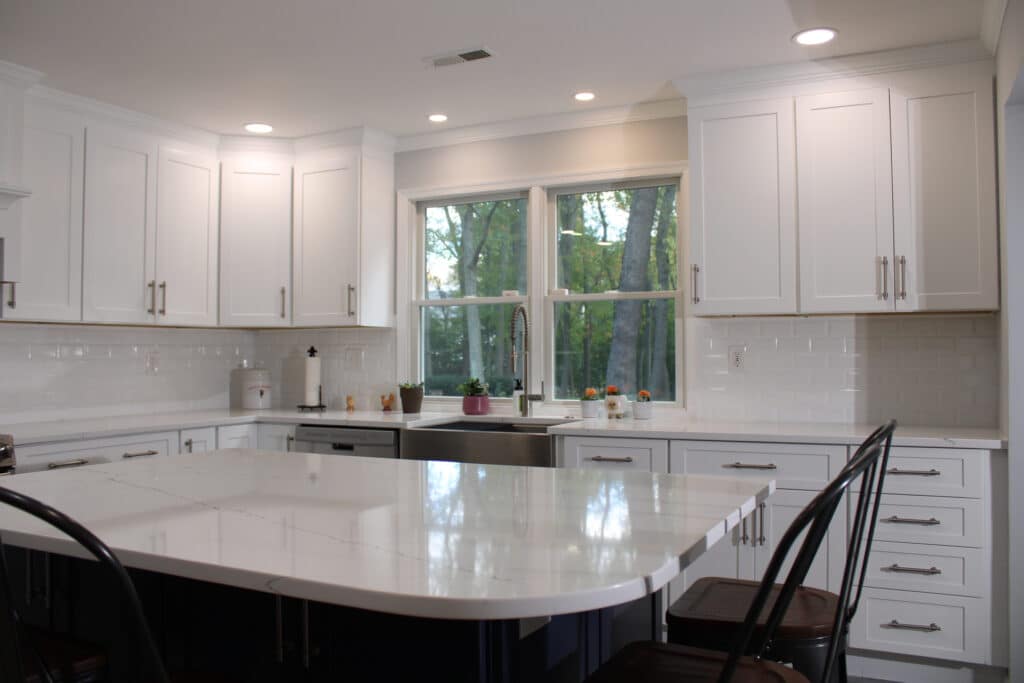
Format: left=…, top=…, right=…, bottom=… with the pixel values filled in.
left=728, top=345, right=746, bottom=372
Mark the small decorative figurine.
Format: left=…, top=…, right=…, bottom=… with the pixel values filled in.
left=380, top=392, right=396, bottom=412
left=605, top=385, right=627, bottom=419
left=346, top=395, right=356, bottom=412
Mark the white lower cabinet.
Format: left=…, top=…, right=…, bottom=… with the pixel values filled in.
left=16, top=431, right=178, bottom=473
left=258, top=423, right=296, bottom=452
left=560, top=436, right=667, bottom=472
left=180, top=427, right=217, bottom=454
left=217, top=424, right=258, bottom=449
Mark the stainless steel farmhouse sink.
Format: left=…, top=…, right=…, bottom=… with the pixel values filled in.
left=400, top=419, right=577, bottom=467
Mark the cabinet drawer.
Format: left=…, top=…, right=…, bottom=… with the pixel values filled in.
left=670, top=440, right=845, bottom=490
left=850, top=588, right=990, bottom=665
left=856, top=447, right=986, bottom=498
left=18, top=432, right=178, bottom=473
left=872, top=495, right=984, bottom=548
left=863, top=541, right=985, bottom=597
left=562, top=437, right=667, bottom=472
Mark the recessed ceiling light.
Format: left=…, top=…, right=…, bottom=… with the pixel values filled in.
left=428, top=113, right=448, bottom=123
left=574, top=91, right=596, bottom=102
left=244, top=122, right=273, bottom=134
left=792, top=28, right=837, bottom=46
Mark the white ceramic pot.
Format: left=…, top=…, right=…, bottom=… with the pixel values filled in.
left=605, top=395, right=627, bottom=419
left=235, top=367, right=272, bottom=410
left=633, top=402, right=653, bottom=420
left=580, top=400, right=601, bottom=418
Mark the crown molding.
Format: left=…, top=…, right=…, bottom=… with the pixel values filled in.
left=0, top=60, right=44, bottom=88
left=294, top=126, right=397, bottom=156
left=26, top=85, right=220, bottom=148
left=218, top=135, right=295, bottom=156
left=981, top=0, right=1008, bottom=54
left=675, top=39, right=992, bottom=100
left=395, top=99, right=686, bottom=153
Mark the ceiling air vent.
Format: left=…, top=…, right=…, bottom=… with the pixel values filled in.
left=426, top=48, right=493, bottom=69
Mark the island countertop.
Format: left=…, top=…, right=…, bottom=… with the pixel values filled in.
left=0, top=450, right=773, bottom=620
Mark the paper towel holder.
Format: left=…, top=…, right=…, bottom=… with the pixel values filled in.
left=297, top=346, right=327, bottom=413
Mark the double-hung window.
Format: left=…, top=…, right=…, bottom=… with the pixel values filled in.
left=548, top=180, right=680, bottom=401
left=418, top=193, right=528, bottom=397
left=412, top=176, right=681, bottom=403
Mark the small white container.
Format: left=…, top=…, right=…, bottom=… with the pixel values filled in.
left=633, top=402, right=654, bottom=420
left=580, top=400, right=601, bottom=418
left=232, top=365, right=272, bottom=410
left=605, top=395, right=627, bottom=419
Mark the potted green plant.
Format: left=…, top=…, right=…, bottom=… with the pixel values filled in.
left=457, top=378, right=490, bottom=415
left=580, top=387, right=601, bottom=418
left=633, top=389, right=653, bottom=419
left=399, top=382, right=424, bottom=414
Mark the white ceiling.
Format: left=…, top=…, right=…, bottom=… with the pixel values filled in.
left=0, top=0, right=987, bottom=139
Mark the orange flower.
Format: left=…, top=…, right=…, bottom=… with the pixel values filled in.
left=606, top=385, right=619, bottom=395
left=638, top=390, right=651, bottom=401
left=583, top=387, right=598, bottom=400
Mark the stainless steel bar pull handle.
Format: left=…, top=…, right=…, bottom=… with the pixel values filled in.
left=123, top=449, right=159, bottom=459
left=589, top=456, right=634, bottom=463
left=758, top=503, right=766, bottom=546
left=47, top=459, right=89, bottom=470
left=691, top=265, right=700, bottom=304
left=347, top=284, right=356, bottom=316
left=286, top=434, right=294, bottom=452
left=882, top=620, right=941, bottom=633
left=882, top=564, right=942, bottom=575
left=724, top=462, right=778, bottom=470
left=880, top=256, right=889, bottom=300
left=6, top=282, right=15, bottom=309
left=158, top=281, right=167, bottom=315
left=887, top=467, right=941, bottom=476
left=280, top=286, right=287, bottom=319
left=884, top=515, right=941, bottom=526
left=898, top=255, right=908, bottom=300
left=184, top=438, right=194, bottom=453
left=741, top=516, right=749, bottom=545
left=147, top=281, right=156, bottom=314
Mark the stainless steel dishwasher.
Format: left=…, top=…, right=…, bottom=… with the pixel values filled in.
left=291, top=425, right=398, bottom=459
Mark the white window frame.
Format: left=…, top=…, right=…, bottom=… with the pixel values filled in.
left=395, top=164, right=687, bottom=409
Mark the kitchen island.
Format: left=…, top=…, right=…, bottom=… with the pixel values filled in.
left=0, top=450, right=773, bottom=681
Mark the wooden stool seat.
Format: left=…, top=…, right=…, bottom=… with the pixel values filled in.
left=21, top=626, right=107, bottom=682
left=586, top=641, right=809, bottom=683
left=668, top=577, right=840, bottom=645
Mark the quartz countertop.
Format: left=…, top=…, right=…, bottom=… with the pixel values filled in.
left=0, top=409, right=1005, bottom=449
left=0, top=450, right=773, bottom=619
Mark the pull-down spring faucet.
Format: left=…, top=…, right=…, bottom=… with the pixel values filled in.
left=510, top=304, right=543, bottom=417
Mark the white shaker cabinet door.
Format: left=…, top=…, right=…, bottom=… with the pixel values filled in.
left=8, top=104, right=84, bottom=321
left=155, top=146, right=219, bottom=326
left=890, top=65, right=998, bottom=311
left=797, top=88, right=895, bottom=313
left=258, top=423, right=296, bottom=452
left=217, top=424, right=259, bottom=449
left=293, top=154, right=359, bottom=326
left=180, top=427, right=217, bottom=454
left=82, top=126, right=158, bottom=323
left=220, top=159, right=293, bottom=327
left=688, top=98, right=797, bottom=315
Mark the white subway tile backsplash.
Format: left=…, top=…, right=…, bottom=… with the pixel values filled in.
left=686, top=314, right=999, bottom=427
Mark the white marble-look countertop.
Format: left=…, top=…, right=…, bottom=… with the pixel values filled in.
left=0, top=450, right=773, bottom=620
left=0, top=409, right=1005, bottom=450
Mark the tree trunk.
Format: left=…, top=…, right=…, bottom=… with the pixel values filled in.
left=650, top=185, right=676, bottom=397
left=606, top=188, right=658, bottom=394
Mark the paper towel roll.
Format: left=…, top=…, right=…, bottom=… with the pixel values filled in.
left=303, top=347, right=322, bottom=406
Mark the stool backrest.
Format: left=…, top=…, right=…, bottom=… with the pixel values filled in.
left=718, top=420, right=896, bottom=683
left=0, top=485, right=169, bottom=683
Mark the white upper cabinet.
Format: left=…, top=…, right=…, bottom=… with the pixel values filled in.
left=82, top=126, right=158, bottom=324
left=155, top=146, right=219, bottom=326
left=293, top=146, right=393, bottom=327
left=220, top=159, right=292, bottom=327
left=890, top=66, right=998, bottom=311
left=688, top=98, right=797, bottom=315
left=293, top=154, right=358, bottom=326
left=7, top=103, right=84, bottom=321
left=797, top=88, right=895, bottom=313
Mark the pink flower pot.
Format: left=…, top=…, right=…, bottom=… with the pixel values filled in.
left=462, top=395, right=490, bottom=415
